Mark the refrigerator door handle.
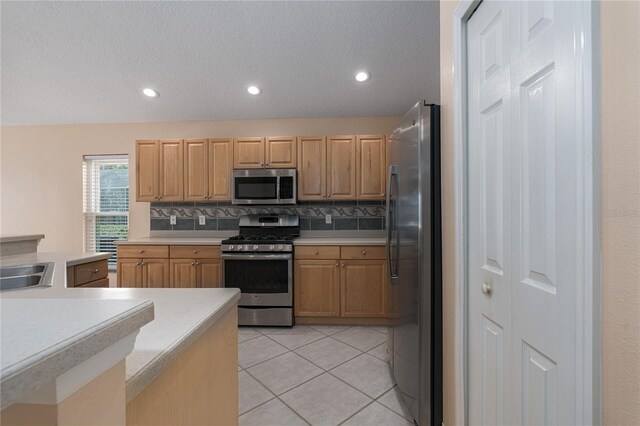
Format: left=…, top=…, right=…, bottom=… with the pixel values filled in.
left=386, top=165, right=398, bottom=285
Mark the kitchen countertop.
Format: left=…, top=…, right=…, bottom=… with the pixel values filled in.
left=0, top=234, right=45, bottom=244
left=116, top=231, right=386, bottom=247
left=294, top=237, right=386, bottom=246
left=1, top=252, right=241, bottom=403
left=0, top=297, right=153, bottom=409
left=1, top=251, right=112, bottom=268
left=115, top=237, right=228, bottom=245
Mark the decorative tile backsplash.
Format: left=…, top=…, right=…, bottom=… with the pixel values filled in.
left=150, top=201, right=386, bottom=231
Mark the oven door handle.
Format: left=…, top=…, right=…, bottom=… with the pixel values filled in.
left=221, top=253, right=292, bottom=260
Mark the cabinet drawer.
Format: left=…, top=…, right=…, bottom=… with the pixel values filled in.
left=118, top=245, right=169, bottom=259
left=340, top=246, right=386, bottom=260
left=295, top=246, right=340, bottom=260
left=77, top=277, right=110, bottom=288
left=170, top=245, right=220, bottom=259
left=74, top=260, right=109, bottom=286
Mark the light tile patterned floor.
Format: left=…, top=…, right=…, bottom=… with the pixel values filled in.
left=238, top=325, right=414, bottom=426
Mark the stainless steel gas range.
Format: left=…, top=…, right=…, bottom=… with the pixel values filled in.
left=221, top=214, right=299, bottom=326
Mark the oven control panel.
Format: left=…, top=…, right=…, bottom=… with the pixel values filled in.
left=221, top=244, right=292, bottom=253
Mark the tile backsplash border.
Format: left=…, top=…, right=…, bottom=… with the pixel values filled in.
left=150, top=201, right=385, bottom=231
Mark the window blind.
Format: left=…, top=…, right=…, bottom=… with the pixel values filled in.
left=83, top=155, right=129, bottom=270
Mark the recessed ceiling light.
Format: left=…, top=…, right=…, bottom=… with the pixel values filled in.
left=247, top=85, right=262, bottom=95
left=142, top=88, right=159, bottom=98
left=355, top=71, right=370, bottom=82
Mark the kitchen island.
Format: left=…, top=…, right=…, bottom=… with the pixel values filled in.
left=1, top=251, right=240, bottom=425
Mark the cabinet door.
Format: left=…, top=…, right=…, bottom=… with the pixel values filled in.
left=158, top=139, right=184, bottom=201
left=294, top=260, right=340, bottom=317
left=117, top=259, right=142, bottom=288
left=170, top=258, right=197, bottom=288
left=266, top=136, right=297, bottom=168
left=142, top=259, right=170, bottom=288
left=184, top=139, right=209, bottom=201
left=356, top=135, right=386, bottom=199
left=233, top=137, right=264, bottom=169
left=340, top=260, right=387, bottom=317
left=198, top=259, right=221, bottom=288
left=327, top=135, right=357, bottom=199
left=297, top=136, right=327, bottom=200
left=209, top=138, right=233, bottom=200
left=136, top=140, right=159, bottom=202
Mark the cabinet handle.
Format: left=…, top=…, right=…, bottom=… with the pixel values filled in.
left=193, top=250, right=199, bottom=254
left=341, top=263, right=345, bottom=268
left=195, top=261, right=200, bottom=266
left=315, top=250, right=319, bottom=255
left=140, top=262, right=145, bottom=266
left=139, top=250, right=144, bottom=254
left=191, top=262, right=196, bottom=266
left=362, top=250, right=367, bottom=255
left=92, top=268, right=99, bottom=274
left=336, top=263, right=339, bottom=267
left=136, top=262, right=142, bottom=266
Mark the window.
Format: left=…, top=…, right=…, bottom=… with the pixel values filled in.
left=83, top=155, right=129, bottom=270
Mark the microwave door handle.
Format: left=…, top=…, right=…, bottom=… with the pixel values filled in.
left=276, top=176, right=281, bottom=200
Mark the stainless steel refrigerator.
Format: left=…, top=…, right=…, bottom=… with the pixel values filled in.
left=386, top=101, right=442, bottom=426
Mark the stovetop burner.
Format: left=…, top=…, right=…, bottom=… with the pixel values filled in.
left=225, top=234, right=297, bottom=243
left=221, top=214, right=299, bottom=253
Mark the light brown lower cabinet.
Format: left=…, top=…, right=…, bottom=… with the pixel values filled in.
left=341, top=260, right=387, bottom=317
left=294, top=260, right=341, bottom=317
left=170, top=258, right=221, bottom=288
left=117, top=258, right=170, bottom=288
left=294, top=246, right=389, bottom=322
left=67, top=259, right=110, bottom=288
left=117, top=245, right=220, bottom=288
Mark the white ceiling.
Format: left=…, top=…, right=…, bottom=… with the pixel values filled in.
left=1, top=1, right=440, bottom=125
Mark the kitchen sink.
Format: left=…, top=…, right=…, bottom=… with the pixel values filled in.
left=0, top=264, right=46, bottom=278
left=0, top=262, right=54, bottom=291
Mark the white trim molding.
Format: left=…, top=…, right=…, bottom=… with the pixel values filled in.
left=451, top=1, right=601, bottom=424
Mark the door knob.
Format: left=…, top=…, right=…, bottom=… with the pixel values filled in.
left=481, top=282, right=492, bottom=296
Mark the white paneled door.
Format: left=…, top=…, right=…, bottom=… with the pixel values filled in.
left=467, top=1, right=583, bottom=424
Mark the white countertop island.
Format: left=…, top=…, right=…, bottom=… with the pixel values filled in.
left=0, top=250, right=240, bottom=419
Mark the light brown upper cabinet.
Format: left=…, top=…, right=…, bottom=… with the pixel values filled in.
left=327, top=135, right=357, bottom=199
left=183, top=138, right=233, bottom=201
left=208, top=138, right=233, bottom=200
left=183, top=139, right=209, bottom=201
left=233, top=137, right=297, bottom=169
left=356, top=135, right=386, bottom=200
left=136, top=140, right=160, bottom=202
left=266, top=136, right=297, bottom=168
left=136, top=139, right=184, bottom=202
left=233, top=137, right=265, bottom=169
left=297, top=136, right=327, bottom=200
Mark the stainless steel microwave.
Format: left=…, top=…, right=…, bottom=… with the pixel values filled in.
left=232, top=169, right=297, bottom=205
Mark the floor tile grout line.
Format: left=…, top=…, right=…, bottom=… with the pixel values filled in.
left=325, top=368, right=394, bottom=401
left=261, top=330, right=327, bottom=352
left=239, top=344, right=289, bottom=370
left=242, top=356, right=316, bottom=425
left=292, top=344, right=363, bottom=373
left=373, top=386, right=415, bottom=422
left=326, top=332, right=387, bottom=353
left=336, top=398, right=379, bottom=426
left=243, top=348, right=324, bottom=398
